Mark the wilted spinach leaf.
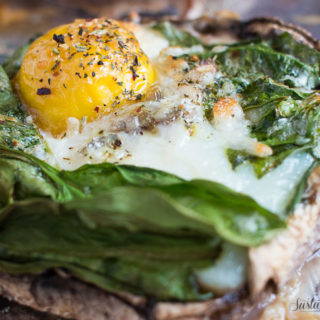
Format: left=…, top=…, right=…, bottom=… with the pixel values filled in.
left=0, top=65, right=46, bottom=155
left=0, top=65, right=24, bottom=120
left=152, top=21, right=202, bottom=47
left=0, top=146, right=285, bottom=300
left=0, top=146, right=284, bottom=246
left=215, top=44, right=320, bottom=89
left=0, top=198, right=218, bottom=301
left=226, top=79, right=320, bottom=177
left=268, top=32, right=320, bottom=73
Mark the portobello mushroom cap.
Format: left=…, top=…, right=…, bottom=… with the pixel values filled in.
left=1, top=15, right=320, bottom=320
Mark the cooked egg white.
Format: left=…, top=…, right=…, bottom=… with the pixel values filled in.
left=16, top=18, right=313, bottom=217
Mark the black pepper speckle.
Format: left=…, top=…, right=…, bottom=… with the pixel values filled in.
left=37, top=87, right=51, bottom=95
left=53, top=34, right=65, bottom=44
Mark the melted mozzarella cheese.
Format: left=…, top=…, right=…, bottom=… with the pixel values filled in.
left=111, top=121, right=313, bottom=214
left=196, top=243, right=248, bottom=295
left=43, top=110, right=313, bottom=215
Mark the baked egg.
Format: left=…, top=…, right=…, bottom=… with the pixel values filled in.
left=14, top=18, right=312, bottom=216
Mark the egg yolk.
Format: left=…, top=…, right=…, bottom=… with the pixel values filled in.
left=15, top=18, right=155, bottom=136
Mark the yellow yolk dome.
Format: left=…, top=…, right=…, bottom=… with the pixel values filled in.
left=15, top=18, right=155, bottom=136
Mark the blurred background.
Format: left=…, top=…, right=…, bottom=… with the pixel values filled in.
left=0, top=0, right=320, bottom=62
